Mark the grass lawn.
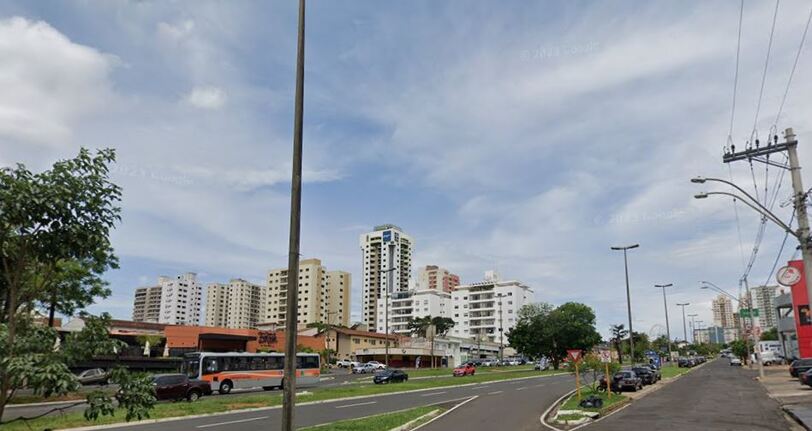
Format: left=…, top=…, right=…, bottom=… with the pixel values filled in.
left=560, top=387, right=627, bottom=414
left=660, top=364, right=692, bottom=379
left=2, top=368, right=544, bottom=431
left=404, top=364, right=544, bottom=378
left=301, top=406, right=440, bottom=431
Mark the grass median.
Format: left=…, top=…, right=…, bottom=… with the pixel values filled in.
left=660, top=364, right=692, bottom=379
left=2, top=368, right=558, bottom=431
left=301, top=406, right=440, bottom=431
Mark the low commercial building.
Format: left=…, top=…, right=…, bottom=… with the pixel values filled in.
left=354, top=336, right=461, bottom=368
left=377, top=288, right=452, bottom=335
left=323, top=327, right=400, bottom=362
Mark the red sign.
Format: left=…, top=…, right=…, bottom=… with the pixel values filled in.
left=567, top=349, right=582, bottom=362
left=788, top=260, right=812, bottom=358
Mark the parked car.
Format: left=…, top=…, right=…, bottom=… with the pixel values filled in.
left=373, top=369, right=409, bottom=384
left=601, top=371, right=642, bottom=392
left=366, top=361, right=387, bottom=370
left=149, top=374, right=211, bottom=402
left=336, top=359, right=357, bottom=368
left=640, top=364, right=661, bottom=381
left=534, top=358, right=549, bottom=371
left=76, top=368, right=109, bottom=386
left=453, top=363, right=476, bottom=376
left=790, top=359, right=812, bottom=377
left=631, top=366, right=657, bottom=385
left=730, top=357, right=742, bottom=366
left=800, top=369, right=812, bottom=387
left=352, top=363, right=377, bottom=374
left=480, top=359, right=496, bottom=367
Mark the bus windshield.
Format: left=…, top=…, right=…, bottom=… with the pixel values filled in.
left=182, top=357, right=200, bottom=379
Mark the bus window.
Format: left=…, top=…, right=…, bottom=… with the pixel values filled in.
left=268, top=356, right=283, bottom=370
left=250, top=356, right=265, bottom=370
left=297, top=355, right=320, bottom=369
left=203, top=358, right=219, bottom=375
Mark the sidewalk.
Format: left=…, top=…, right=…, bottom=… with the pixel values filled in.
left=758, top=364, right=812, bottom=430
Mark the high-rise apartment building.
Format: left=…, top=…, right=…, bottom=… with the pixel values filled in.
left=747, top=285, right=779, bottom=329
left=204, top=279, right=264, bottom=329
left=133, top=273, right=201, bottom=325
left=132, top=286, right=162, bottom=322
left=377, top=288, right=452, bottom=335
left=418, top=265, right=460, bottom=293
left=360, top=224, right=413, bottom=332
left=712, top=294, right=735, bottom=328
left=450, top=271, right=533, bottom=343
left=265, top=258, right=350, bottom=328
left=157, top=273, right=201, bottom=325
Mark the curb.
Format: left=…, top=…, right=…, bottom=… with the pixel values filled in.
left=411, top=396, right=478, bottom=430
left=783, top=406, right=812, bottom=431
left=388, top=408, right=442, bottom=431
left=54, top=373, right=566, bottom=430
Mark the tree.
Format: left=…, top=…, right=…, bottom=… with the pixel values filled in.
left=621, top=331, right=650, bottom=362
left=760, top=327, right=779, bottom=341
left=507, top=302, right=601, bottom=369
left=407, top=316, right=433, bottom=337
left=0, top=149, right=154, bottom=423
left=729, top=339, right=749, bottom=361
left=579, top=353, right=621, bottom=390
left=609, top=324, right=628, bottom=363
left=430, top=316, right=455, bottom=336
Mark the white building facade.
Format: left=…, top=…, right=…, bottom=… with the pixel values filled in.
left=360, top=225, right=413, bottom=332
left=450, top=271, right=533, bottom=343
left=377, top=288, right=452, bottom=335
left=205, top=279, right=264, bottom=329
left=156, top=272, right=201, bottom=325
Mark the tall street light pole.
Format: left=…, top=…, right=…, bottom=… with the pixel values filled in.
left=676, top=303, right=690, bottom=343
left=281, top=1, right=306, bottom=430
left=687, top=314, right=698, bottom=343
left=655, top=283, right=673, bottom=361
left=496, top=293, right=506, bottom=363
left=382, top=266, right=397, bottom=367
left=611, top=244, right=639, bottom=362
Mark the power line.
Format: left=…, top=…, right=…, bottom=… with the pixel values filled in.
left=763, top=211, right=795, bottom=287
left=751, top=0, right=781, bottom=138
left=728, top=0, right=745, bottom=140
left=774, top=3, right=812, bottom=127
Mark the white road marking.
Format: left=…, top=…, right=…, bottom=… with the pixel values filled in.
left=534, top=384, right=546, bottom=387
left=196, top=416, right=268, bottom=428
left=335, top=401, right=377, bottom=409
left=421, top=391, right=448, bottom=397
left=516, top=386, right=528, bottom=391
left=487, top=390, right=503, bottom=395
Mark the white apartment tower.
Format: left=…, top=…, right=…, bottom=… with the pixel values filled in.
left=712, top=294, right=735, bottom=328
left=265, top=258, right=350, bottom=328
left=205, top=279, right=264, bottom=329
left=377, top=288, right=452, bottom=335
left=157, top=273, right=201, bottom=325
left=360, top=224, right=413, bottom=332
left=748, top=285, right=779, bottom=329
left=132, top=286, right=162, bottom=322
left=450, top=271, right=533, bottom=343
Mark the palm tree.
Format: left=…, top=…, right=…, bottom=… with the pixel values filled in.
left=610, top=324, right=628, bottom=363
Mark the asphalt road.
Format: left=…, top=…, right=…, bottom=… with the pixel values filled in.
left=74, top=373, right=574, bottom=431
left=586, top=359, right=794, bottom=431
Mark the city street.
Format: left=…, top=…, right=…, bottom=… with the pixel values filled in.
left=587, top=359, right=798, bottom=431
left=72, top=373, right=574, bottom=431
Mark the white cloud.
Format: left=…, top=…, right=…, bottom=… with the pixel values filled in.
left=184, top=86, right=227, bottom=109
left=0, top=17, right=115, bottom=146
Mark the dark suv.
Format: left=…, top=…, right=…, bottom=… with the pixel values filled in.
left=601, top=371, right=643, bottom=392
left=790, top=359, right=812, bottom=377
left=631, top=366, right=656, bottom=385
left=151, top=374, right=212, bottom=402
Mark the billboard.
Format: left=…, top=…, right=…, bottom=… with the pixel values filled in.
left=382, top=230, right=392, bottom=242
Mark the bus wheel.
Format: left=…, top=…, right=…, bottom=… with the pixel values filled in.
left=219, top=380, right=233, bottom=395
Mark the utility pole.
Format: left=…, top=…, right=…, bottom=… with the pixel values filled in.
left=497, top=293, right=506, bottom=363
left=785, top=128, right=812, bottom=305
left=655, top=284, right=673, bottom=361
left=677, top=303, right=689, bottom=343
left=611, top=244, right=639, bottom=363
left=281, top=1, right=306, bottom=430
left=688, top=314, right=698, bottom=343
left=382, top=265, right=397, bottom=368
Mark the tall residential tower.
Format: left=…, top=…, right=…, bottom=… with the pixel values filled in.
left=360, top=225, right=413, bottom=332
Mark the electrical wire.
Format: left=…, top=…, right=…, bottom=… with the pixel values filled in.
left=762, top=212, right=795, bottom=287
left=728, top=0, right=745, bottom=140
left=751, top=0, right=781, bottom=138
left=774, top=3, right=812, bottom=127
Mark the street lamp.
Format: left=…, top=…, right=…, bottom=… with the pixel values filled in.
left=676, top=303, right=690, bottom=343
left=381, top=266, right=398, bottom=368
left=655, top=283, right=674, bottom=361
left=687, top=314, right=698, bottom=343
left=611, top=244, right=639, bottom=362
left=496, top=293, right=507, bottom=363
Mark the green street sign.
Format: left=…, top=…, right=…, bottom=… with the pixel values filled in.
left=740, top=308, right=760, bottom=318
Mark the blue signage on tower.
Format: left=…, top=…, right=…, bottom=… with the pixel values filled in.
left=382, top=230, right=392, bottom=242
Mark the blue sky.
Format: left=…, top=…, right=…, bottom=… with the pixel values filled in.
left=2, top=1, right=812, bottom=339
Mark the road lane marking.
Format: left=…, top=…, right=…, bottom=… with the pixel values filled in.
left=487, top=390, right=503, bottom=395
left=421, top=391, right=448, bottom=397
left=335, top=401, right=377, bottom=409
left=196, top=416, right=268, bottom=428
left=412, top=396, right=478, bottom=430
left=516, top=386, right=528, bottom=390
left=534, top=384, right=546, bottom=387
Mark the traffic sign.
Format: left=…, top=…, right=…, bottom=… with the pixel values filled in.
left=567, top=349, right=582, bottom=362
left=778, top=266, right=802, bottom=286
left=599, top=349, right=611, bottom=363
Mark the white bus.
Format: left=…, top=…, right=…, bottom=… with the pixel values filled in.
left=181, top=352, right=321, bottom=394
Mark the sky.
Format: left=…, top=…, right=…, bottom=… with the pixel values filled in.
left=2, top=1, right=812, bottom=340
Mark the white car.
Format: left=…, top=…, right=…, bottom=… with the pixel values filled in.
left=335, top=359, right=355, bottom=368
left=352, top=363, right=377, bottom=374
left=730, top=357, right=742, bottom=366
left=366, top=361, right=386, bottom=370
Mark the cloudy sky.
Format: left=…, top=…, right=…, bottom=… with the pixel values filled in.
left=2, top=1, right=812, bottom=339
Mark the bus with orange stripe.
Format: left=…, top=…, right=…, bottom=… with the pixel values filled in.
left=181, top=352, right=321, bottom=394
